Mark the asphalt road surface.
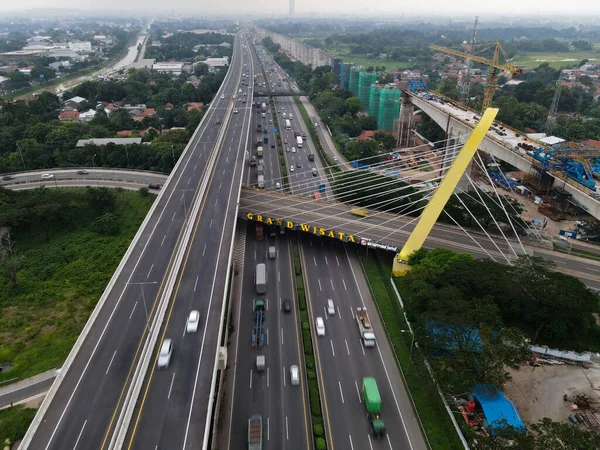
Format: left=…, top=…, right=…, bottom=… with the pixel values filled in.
left=23, top=32, right=249, bottom=450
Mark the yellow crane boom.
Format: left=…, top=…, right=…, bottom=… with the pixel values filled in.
left=429, top=43, right=523, bottom=112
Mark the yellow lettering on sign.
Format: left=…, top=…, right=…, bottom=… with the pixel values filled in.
left=275, top=219, right=283, bottom=226
left=327, top=230, right=335, bottom=238
left=337, top=231, right=345, bottom=240
left=257, top=215, right=263, bottom=223
left=300, top=224, right=310, bottom=232
left=247, top=213, right=253, bottom=220
left=319, top=228, right=325, bottom=236
left=286, top=221, right=294, bottom=229
left=348, top=235, right=355, bottom=243
left=266, top=217, right=273, bottom=225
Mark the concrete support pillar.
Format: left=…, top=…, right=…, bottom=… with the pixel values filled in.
left=397, top=92, right=414, bottom=149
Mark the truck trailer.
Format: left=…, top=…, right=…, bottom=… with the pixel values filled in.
left=255, top=263, right=266, bottom=294
left=363, top=377, right=386, bottom=438
left=252, top=299, right=265, bottom=347
left=248, top=415, right=263, bottom=450
left=356, top=307, right=376, bottom=347
left=255, top=223, right=264, bottom=241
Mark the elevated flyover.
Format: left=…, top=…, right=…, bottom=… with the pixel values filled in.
left=407, top=91, right=600, bottom=220
left=238, top=188, right=600, bottom=290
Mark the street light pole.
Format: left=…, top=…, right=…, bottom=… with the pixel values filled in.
left=16, top=142, right=26, bottom=170
left=127, top=281, right=158, bottom=333
left=400, top=329, right=415, bottom=365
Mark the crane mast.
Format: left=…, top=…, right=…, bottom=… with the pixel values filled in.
left=459, top=16, right=478, bottom=104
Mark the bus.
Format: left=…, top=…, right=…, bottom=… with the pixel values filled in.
left=285, top=119, right=291, bottom=130
left=296, top=136, right=303, bottom=148
left=255, top=263, right=267, bottom=294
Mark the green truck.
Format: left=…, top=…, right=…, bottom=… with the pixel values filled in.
left=363, top=377, right=386, bottom=438
left=248, top=414, right=263, bottom=450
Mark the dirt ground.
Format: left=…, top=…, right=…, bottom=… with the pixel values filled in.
left=504, top=363, right=600, bottom=425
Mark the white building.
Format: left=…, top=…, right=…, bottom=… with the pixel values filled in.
left=203, top=57, right=229, bottom=71
left=152, top=62, right=192, bottom=75
left=78, top=109, right=97, bottom=122
left=69, top=41, right=92, bottom=52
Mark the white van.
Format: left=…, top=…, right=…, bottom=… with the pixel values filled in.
left=327, top=299, right=335, bottom=316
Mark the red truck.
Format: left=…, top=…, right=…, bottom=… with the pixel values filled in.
left=255, top=223, right=264, bottom=241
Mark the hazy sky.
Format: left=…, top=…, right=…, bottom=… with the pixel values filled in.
left=2, top=0, right=600, bottom=17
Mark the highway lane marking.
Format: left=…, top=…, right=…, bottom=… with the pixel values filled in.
left=337, top=307, right=341, bottom=319
left=223, top=168, right=226, bottom=175
left=267, top=417, right=270, bottom=441
left=266, top=297, right=269, bottom=310
left=360, top=339, right=366, bottom=355
left=349, top=435, right=354, bottom=450
left=249, top=369, right=253, bottom=389
left=72, top=419, right=87, bottom=450
left=167, top=372, right=176, bottom=399
left=330, top=340, right=335, bottom=356
left=187, top=176, right=192, bottom=185
left=209, top=218, right=213, bottom=228
left=171, top=212, right=176, bottom=222
left=345, top=339, right=350, bottom=355
left=202, top=244, right=207, bottom=256
left=318, top=279, right=322, bottom=291
left=147, top=264, right=154, bottom=279
left=283, top=366, right=286, bottom=386
left=281, top=328, right=284, bottom=345
left=386, top=434, right=393, bottom=449
left=355, top=381, right=362, bottom=403
left=267, top=368, right=270, bottom=387
left=286, top=416, right=289, bottom=440
left=324, top=256, right=328, bottom=265
left=338, top=381, right=345, bottom=403
left=219, top=182, right=222, bottom=189
left=194, top=276, right=199, bottom=292
left=128, top=302, right=138, bottom=320
left=214, top=198, right=219, bottom=207
left=254, top=250, right=256, bottom=260
left=278, top=271, right=281, bottom=282
left=330, top=279, right=335, bottom=291
left=342, top=279, right=347, bottom=290
left=193, top=164, right=197, bottom=171
left=105, top=351, right=117, bottom=375
left=266, top=328, right=269, bottom=345
left=350, top=307, right=355, bottom=319
left=368, top=434, right=374, bottom=450
left=161, top=235, right=166, bottom=246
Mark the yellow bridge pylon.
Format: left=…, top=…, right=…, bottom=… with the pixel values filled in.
left=392, top=107, right=499, bottom=276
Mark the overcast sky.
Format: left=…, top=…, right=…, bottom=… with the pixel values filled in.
left=1, top=0, right=600, bottom=18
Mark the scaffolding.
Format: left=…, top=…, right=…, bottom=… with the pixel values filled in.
left=378, top=86, right=401, bottom=131
left=358, top=71, right=377, bottom=110
left=349, top=68, right=361, bottom=97
left=341, top=62, right=354, bottom=89
left=369, top=84, right=382, bottom=117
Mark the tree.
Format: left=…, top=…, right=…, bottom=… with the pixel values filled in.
left=92, top=212, right=120, bottom=235
left=0, top=227, right=24, bottom=287
left=374, top=131, right=396, bottom=150
left=86, top=187, right=116, bottom=214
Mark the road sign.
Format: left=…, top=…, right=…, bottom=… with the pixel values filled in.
left=273, top=128, right=278, bottom=132
left=559, top=229, right=577, bottom=239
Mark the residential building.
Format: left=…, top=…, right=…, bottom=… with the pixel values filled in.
left=186, top=102, right=203, bottom=112
left=76, top=138, right=142, bottom=147
left=59, top=110, right=80, bottom=121
left=151, top=62, right=193, bottom=75
left=203, top=57, right=229, bottom=71
left=78, top=109, right=96, bottom=122
left=61, top=96, right=86, bottom=111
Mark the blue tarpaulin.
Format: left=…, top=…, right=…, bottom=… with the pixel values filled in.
left=472, top=385, right=525, bottom=434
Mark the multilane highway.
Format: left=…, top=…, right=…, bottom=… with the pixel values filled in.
left=21, top=32, right=250, bottom=450
left=253, top=39, right=429, bottom=450
left=226, top=37, right=312, bottom=450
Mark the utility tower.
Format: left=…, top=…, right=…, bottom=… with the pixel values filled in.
left=544, top=70, right=563, bottom=135
left=459, top=16, right=478, bottom=104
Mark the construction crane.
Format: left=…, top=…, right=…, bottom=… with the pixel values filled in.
left=430, top=42, right=523, bottom=112
left=459, top=16, right=478, bottom=104
left=544, top=69, right=564, bottom=135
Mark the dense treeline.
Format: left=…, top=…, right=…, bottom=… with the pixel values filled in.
left=0, top=67, right=227, bottom=173
left=401, top=250, right=599, bottom=393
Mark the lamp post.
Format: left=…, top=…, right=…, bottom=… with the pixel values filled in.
left=400, top=329, right=415, bottom=365
left=92, top=153, right=97, bottom=169
left=127, top=281, right=158, bottom=332
left=16, top=142, right=26, bottom=170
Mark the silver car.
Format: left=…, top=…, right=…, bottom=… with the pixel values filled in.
left=157, top=338, right=173, bottom=369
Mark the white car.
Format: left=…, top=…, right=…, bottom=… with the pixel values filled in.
left=315, top=122, right=319, bottom=127
left=290, top=365, right=300, bottom=386
left=220, top=94, right=225, bottom=99
left=275, top=182, right=281, bottom=189
left=316, top=317, right=325, bottom=337
left=291, top=147, right=296, bottom=153
left=290, top=166, right=294, bottom=172
left=41, top=173, right=54, bottom=180
left=157, top=338, right=173, bottom=369
left=233, top=109, right=239, bottom=114
left=186, top=310, right=200, bottom=333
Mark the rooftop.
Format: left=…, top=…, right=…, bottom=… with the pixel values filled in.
left=76, top=138, right=142, bottom=147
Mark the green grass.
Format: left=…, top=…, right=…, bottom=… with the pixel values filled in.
left=0, top=189, right=155, bottom=383
left=553, top=246, right=600, bottom=262
left=359, top=253, right=464, bottom=450
left=512, top=50, right=600, bottom=69
left=0, top=405, right=37, bottom=446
